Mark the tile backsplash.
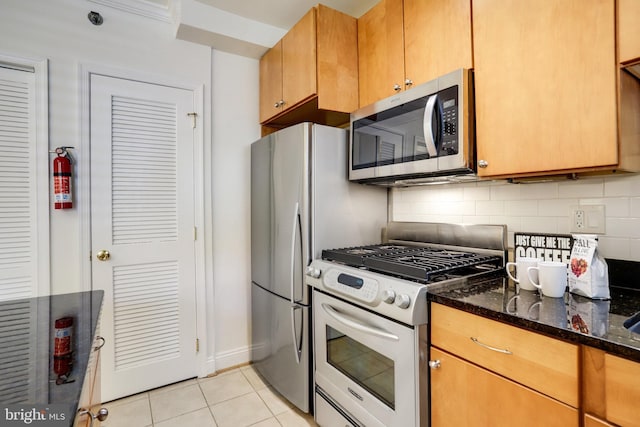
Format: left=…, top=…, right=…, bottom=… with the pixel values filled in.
left=391, top=173, right=640, bottom=262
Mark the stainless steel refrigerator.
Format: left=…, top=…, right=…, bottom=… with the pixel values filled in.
left=250, top=123, right=387, bottom=413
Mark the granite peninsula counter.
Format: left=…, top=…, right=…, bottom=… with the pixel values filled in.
left=0, top=291, right=104, bottom=426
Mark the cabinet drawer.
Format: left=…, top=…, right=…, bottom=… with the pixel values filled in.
left=430, top=303, right=578, bottom=406
left=604, top=353, right=640, bottom=426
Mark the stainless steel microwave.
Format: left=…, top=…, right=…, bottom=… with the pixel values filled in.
left=349, top=69, right=475, bottom=185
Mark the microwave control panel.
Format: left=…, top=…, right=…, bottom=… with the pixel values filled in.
left=438, top=85, right=459, bottom=157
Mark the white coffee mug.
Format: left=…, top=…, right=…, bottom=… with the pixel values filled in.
left=506, top=257, right=542, bottom=291
left=527, top=261, right=568, bottom=298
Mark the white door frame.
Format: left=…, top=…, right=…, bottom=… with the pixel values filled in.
left=78, top=63, right=212, bottom=378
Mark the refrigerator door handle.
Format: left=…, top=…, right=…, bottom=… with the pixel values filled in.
left=290, top=202, right=302, bottom=304
left=291, top=303, right=303, bottom=364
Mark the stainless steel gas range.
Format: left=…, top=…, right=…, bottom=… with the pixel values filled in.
left=306, top=222, right=508, bottom=427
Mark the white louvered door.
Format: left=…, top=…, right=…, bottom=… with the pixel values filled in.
left=90, top=74, right=197, bottom=401
left=0, top=65, right=48, bottom=301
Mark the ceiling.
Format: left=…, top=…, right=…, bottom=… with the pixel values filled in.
left=105, top=0, right=379, bottom=58
left=192, top=0, right=378, bottom=30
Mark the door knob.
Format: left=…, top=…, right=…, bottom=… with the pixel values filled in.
left=96, top=250, right=111, bottom=261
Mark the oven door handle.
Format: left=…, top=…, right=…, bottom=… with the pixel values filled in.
left=321, top=303, right=399, bottom=341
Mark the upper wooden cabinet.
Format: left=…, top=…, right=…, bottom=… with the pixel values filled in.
left=357, top=0, right=473, bottom=107
left=357, top=0, right=404, bottom=107
left=259, top=5, right=358, bottom=127
left=472, top=0, right=623, bottom=178
left=619, top=0, right=640, bottom=64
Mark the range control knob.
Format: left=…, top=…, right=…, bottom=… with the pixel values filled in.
left=305, top=266, right=321, bottom=279
left=382, top=289, right=396, bottom=304
left=395, top=294, right=411, bottom=309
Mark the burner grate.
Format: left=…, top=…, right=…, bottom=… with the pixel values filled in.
left=322, top=244, right=503, bottom=282
left=364, top=251, right=502, bottom=282
left=321, top=245, right=417, bottom=267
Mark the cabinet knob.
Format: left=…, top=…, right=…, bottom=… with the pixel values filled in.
left=393, top=84, right=402, bottom=92
left=478, top=160, right=489, bottom=168
left=405, top=78, right=413, bottom=87
left=273, top=100, right=285, bottom=108
left=428, top=360, right=441, bottom=369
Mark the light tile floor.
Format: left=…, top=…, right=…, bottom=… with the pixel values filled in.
left=100, top=365, right=318, bottom=427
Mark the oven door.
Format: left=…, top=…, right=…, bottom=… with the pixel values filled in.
left=313, top=290, right=419, bottom=427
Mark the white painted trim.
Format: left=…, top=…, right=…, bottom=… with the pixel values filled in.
left=87, top=0, right=172, bottom=22
left=214, top=345, right=252, bottom=372
left=0, top=52, right=50, bottom=297
left=78, top=62, right=210, bottom=378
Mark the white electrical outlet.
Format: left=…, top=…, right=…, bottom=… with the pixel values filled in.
left=570, top=205, right=606, bottom=234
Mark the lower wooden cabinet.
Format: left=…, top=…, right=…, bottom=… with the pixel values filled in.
left=584, top=414, right=616, bottom=427
left=583, top=346, right=640, bottom=427
left=430, top=303, right=579, bottom=406
left=430, top=347, right=578, bottom=427
left=429, top=303, right=580, bottom=426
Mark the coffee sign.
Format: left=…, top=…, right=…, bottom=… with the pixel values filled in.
left=514, top=233, right=573, bottom=264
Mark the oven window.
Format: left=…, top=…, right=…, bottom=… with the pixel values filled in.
left=326, top=325, right=395, bottom=409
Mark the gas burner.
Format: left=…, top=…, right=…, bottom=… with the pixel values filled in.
left=396, top=255, right=437, bottom=264
left=346, top=248, right=379, bottom=255
left=425, top=250, right=472, bottom=258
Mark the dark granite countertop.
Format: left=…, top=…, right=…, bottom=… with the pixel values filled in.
left=427, top=261, right=640, bottom=363
left=0, top=290, right=104, bottom=426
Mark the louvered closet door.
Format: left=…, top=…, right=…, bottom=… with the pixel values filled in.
left=90, top=74, right=197, bottom=401
left=0, top=67, right=40, bottom=300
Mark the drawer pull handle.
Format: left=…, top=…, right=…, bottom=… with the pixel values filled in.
left=470, top=337, right=513, bottom=355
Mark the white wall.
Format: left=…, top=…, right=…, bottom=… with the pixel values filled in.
left=392, top=173, right=640, bottom=262
left=210, top=50, right=260, bottom=368
left=0, top=0, right=259, bottom=373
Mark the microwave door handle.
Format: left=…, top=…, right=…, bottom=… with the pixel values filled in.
left=321, top=303, right=399, bottom=341
left=423, top=94, right=439, bottom=157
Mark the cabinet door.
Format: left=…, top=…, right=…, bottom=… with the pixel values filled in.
left=282, top=8, right=316, bottom=110
left=316, top=4, right=359, bottom=113
left=259, top=41, right=283, bottom=124
left=430, top=347, right=579, bottom=427
left=604, top=354, right=640, bottom=426
left=619, top=0, right=640, bottom=63
left=473, top=0, right=617, bottom=177
left=357, top=0, right=405, bottom=107
left=584, top=414, right=615, bottom=427
left=403, top=0, right=472, bottom=87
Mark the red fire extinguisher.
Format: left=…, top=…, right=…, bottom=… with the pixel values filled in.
left=53, top=147, right=73, bottom=209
